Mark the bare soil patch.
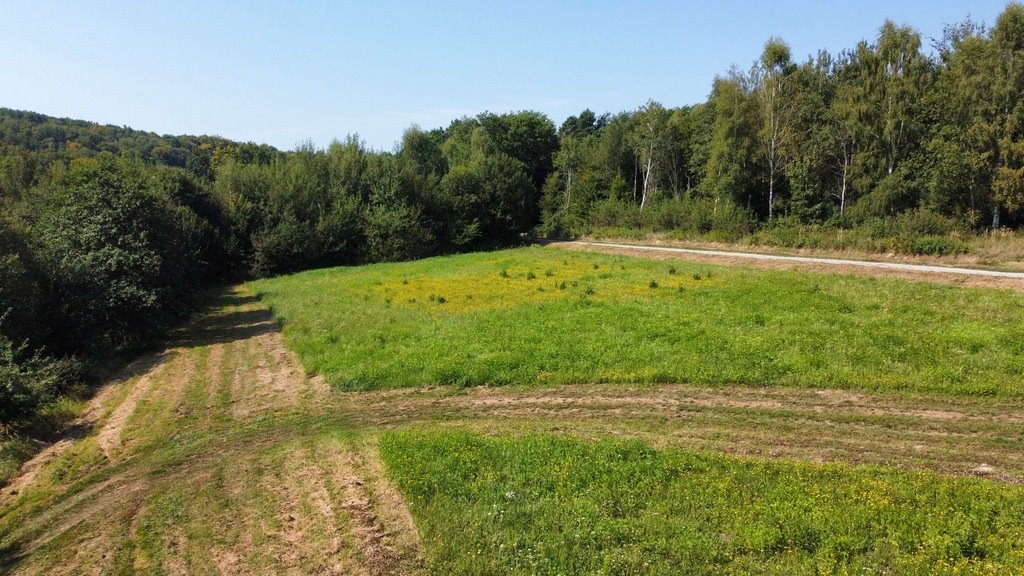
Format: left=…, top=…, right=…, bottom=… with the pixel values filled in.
left=330, top=383, right=1024, bottom=482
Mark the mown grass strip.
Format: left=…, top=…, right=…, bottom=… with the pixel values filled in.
left=249, top=246, right=1024, bottom=396
left=381, top=429, right=1024, bottom=575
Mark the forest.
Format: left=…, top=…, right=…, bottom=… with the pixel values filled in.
left=2, top=4, right=1024, bottom=432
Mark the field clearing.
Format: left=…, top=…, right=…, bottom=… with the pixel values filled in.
left=2, top=247, right=1024, bottom=573
left=383, top=430, right=1024, bottom=575
left=250, top=246, right=1024, bottom=396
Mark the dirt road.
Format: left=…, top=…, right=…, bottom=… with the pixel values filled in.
left=553, top=240, right=1024, bottom=289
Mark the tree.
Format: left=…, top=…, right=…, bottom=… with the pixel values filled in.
left=553, top=135, right=583, bottom=210
left=991, top=3, right=1024, bottom=226
left=875, top=21, right=929, bottom=178
left=786, top=52, right=841, bottom=222
left=754, top=38, right=796, bottom=220
left=630, top=100, right=671, bottom=210
left=925, top=21, right=993, bottom=224
left=477, top=111, right=558, bottom=193
left=28, top=154, right=203, bottom=354
left=704, top=70, right=762, bottom=212
left=665, top=107, right=694, bottom=199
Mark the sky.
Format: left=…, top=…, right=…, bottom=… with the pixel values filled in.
left=0, top=1, right=1012, bottom=151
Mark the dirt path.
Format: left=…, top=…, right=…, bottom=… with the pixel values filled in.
left=331, top=383, right=1024, bottom=483
left=0, top=352, right=172, bottom=505
left=553, top=240, right=1024, bottom=290
left=0, top=289, right=422, bottom=575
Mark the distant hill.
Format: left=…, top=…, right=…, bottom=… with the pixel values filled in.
left=0, top=108, right=280, bottom=180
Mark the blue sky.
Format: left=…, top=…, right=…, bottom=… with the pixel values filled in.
left=0, top=1, right=1011, bottom=151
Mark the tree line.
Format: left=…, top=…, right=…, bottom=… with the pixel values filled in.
left=541, top=3, right=1024, bottom=244
left=0, top=110, right=555, bottom=430
left=3, top=4, right=1024, bottom=431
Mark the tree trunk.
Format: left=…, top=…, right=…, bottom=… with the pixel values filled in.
left=640, top=149, right=654, bottom=211
left=564, top=167, right=573, bottom=210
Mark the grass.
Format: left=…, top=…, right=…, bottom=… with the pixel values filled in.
left=381, top=429, right=1024, bottom=575
left=0, top=289, right=425, bottom=575
left=0, top=439, right=34, bottom=485
left=249, top=246, right=1024, bottom=396
left=3, top=282, right=1024, bottom=573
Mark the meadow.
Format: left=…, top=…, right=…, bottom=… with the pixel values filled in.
left=4, top=248, right=1024, bottom=574
left=249, top=246, right=1024, bottom=396
left=382, top=430, right=1024, bottom=575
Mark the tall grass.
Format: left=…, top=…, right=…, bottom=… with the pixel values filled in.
left=249, top=246, right=1024, bottom=396
left=382, top=430, right=1024, bottom=575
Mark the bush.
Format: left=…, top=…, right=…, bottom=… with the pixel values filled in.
left=0, top=327, right=79, bottom=430
left=363, top=201, right=436, bottom=262
left=30, top=154, right=203, bottom=354
left=590, top=199, right=641, bottom=229
left=908, top=235, right=968, bottom=256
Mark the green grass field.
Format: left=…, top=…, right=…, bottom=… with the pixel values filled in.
left=382, top=430, right=1024, bottom=575
left=249, top=246, right=1024, bottom=396
left=6, top=248, right=1024, bottom=574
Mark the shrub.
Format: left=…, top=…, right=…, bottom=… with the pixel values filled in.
left=363, top=201, right=436, bottom=263
left=30, top=154, right=203, bottom=354
left=0, top=328, right=79, bottom=430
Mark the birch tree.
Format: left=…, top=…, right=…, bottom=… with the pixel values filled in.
left=630, top=100, right=670, bottom=211
left=754, top=38, right=795, bottom=220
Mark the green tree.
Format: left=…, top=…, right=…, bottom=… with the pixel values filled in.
left=754, top=38, right=796, bottom=220
left=704, top=70, right=762, bottom=213
left=28, top=154, right=203, bottom=354
left=629, top=100, right=671, bottom=210
left=991, top=3, right=1024, bottom=226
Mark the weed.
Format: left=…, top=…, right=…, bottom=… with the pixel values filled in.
left=558, top=281, right=567, bottom=290
left=526, top=271, right=536, bottom=280
left=499, top=269, right=509, bottom=278
left=584, top=286, right=595, bottom=296
left=692, top=272, right=702, bottom=281
left=668, top=266, right=677, bottom=275
left=545, top=269, right=554, bottom=277
left=649, top=280, right=659, bottom=289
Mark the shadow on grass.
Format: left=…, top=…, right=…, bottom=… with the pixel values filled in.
left=0, top=544, right=24, bottom=575
left=170, top=289, right=280, bottom=349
